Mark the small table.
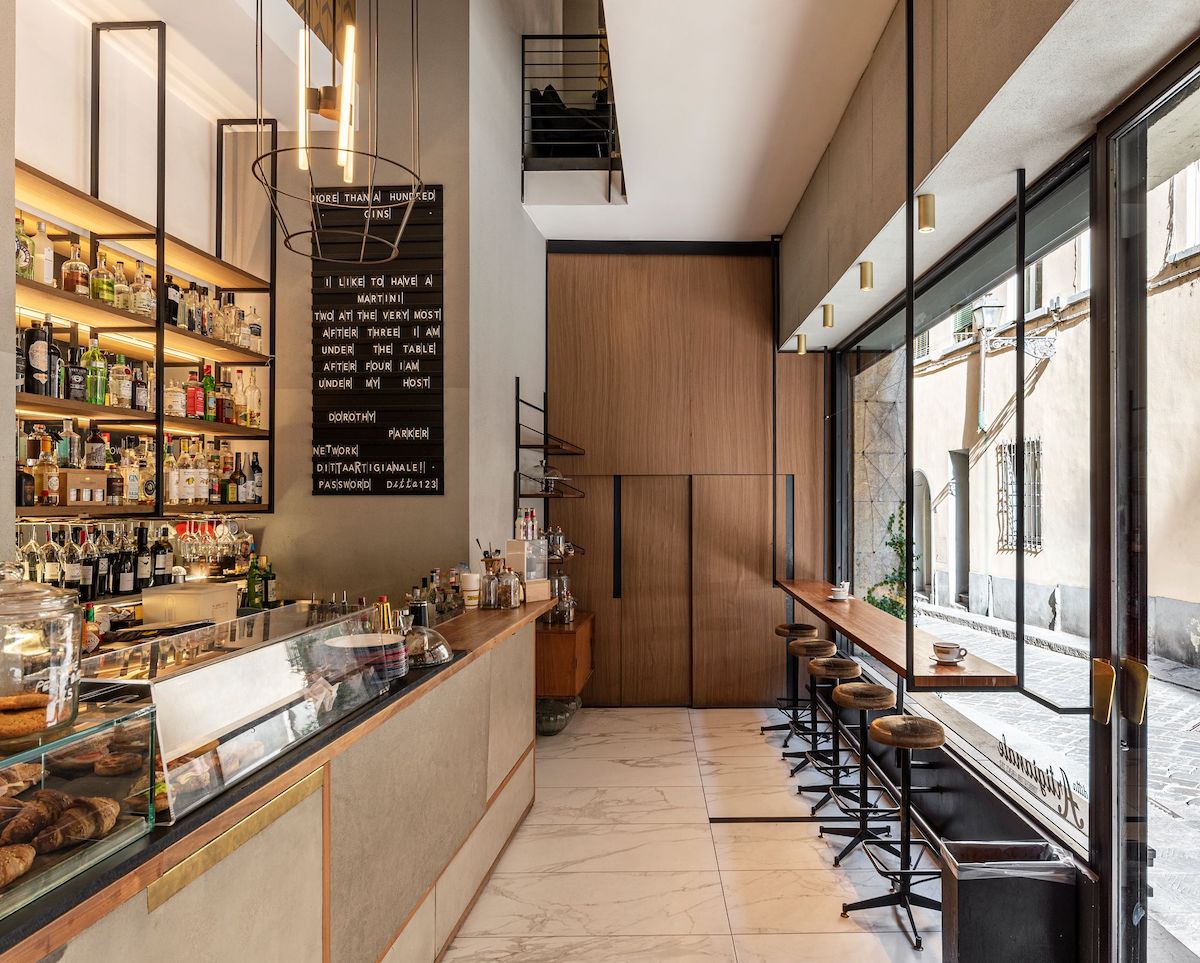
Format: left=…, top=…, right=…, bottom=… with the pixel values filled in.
left=778, top=580, right=1017, bottom=690
left=535, top=611, right=595, bottom=699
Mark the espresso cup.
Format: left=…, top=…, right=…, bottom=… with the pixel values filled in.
left=831, top=581, right=850, bottom=598
left=933, top=642, right=967, bottom=663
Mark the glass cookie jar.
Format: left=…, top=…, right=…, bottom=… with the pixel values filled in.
left=0, top=564, right=83, bottom=746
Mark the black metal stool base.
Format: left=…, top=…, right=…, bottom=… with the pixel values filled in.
left=841, top=837, right=942, bottom=950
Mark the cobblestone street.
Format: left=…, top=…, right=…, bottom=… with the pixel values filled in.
left=917, top=611, right=1200, bottom=957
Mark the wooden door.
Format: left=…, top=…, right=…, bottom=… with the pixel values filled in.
left=692, top=475, right=786, bottom=706
left=620, top=476, right=691, bottom=705
left=552, top=476, right=620, bottom=705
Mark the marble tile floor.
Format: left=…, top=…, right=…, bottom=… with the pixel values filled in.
left=445, top=707, right=940, bottom=963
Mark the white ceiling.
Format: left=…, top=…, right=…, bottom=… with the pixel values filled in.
left=523, top=0, right=896, bottom=241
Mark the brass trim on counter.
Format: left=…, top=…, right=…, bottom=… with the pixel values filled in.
left=146, top=767, right=324, bottom=912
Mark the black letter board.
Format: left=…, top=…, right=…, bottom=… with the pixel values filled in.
left=310, top=184, right=444, bottom=495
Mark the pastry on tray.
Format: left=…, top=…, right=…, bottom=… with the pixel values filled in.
left=123, top=774, right=169, bottom=816
left=0, top=845, right=35, bottom=887
left=94, top=753, right=144, bottom=777
left=0, top=708, right=49, bottom=740
left=0, top=694, right=50, bottom=712
left=33, top=797, right=120, bottom=854
left=109, top=720, right=152, bottom=754
left=0, top=790, right=72, bottom=844
left=47, top=749, right=108, bottom=776
left=0, top=763, right=44, bottom=797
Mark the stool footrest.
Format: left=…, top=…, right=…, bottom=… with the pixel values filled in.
left=861, top=837, right=942, bottom=889
left=829, top=785, right=899, bottom=821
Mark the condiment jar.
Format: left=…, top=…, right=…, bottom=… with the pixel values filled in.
left=480, top=570, right=500, bottom=609
left=497, top=567, right=522, bottom=609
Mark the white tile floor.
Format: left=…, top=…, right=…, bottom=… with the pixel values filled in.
left=445, top=708, right=941, bottom=962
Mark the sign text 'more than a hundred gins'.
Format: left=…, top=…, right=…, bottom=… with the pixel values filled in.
left=311, top=185, right=445, bottom=495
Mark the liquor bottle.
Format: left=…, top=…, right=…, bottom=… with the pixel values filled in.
left=201, top=365, right=217, bottom=421
left=15, top=330, right=23, bottom=389
left=114, top=526, right=136, bottom=596
left=164, top=379, right=186, bottom=417
left=236, top=308, right=251, bottom=349
left=246, top=306, right=263, bottom=354
left=244, top=555, right=263, bottom=609
left=120, top=443, right=141, bottom=505
left=112, top=260, right=131, bottom=310
left=108, top=354, right=132, bottom=409
left=105, top=461, right=124, bottom=507
left=23, top=318, right=47, bottom=394
left=132, top=363, right=148, bottom=411
left=39, top=527, right=62, bottom=587
left=177, top=443, right=194, bottom=505
left=134, top=271, right=155, bottom=317
left=246, top=370, right=262, bottom=427
left=34, top=435, right=59, bottom=505
left=56, top=419, right=81, bottom=468
left=208, top=451, right=221, bottom=504
left=89, top=253, right=115, bottom=304
left=184, top=371, right=203, bottom=419
left=164, top=274, right=181, bottom=325
left=134, top=525, right=153, bottom=590
left=228, top=453, right=246, bottom=504
left=260, top=555, right=278, bottom=608
left=249, top=452, right=263, bottom=503
left=43, top=319, right=62, bottom=400
left=61, top=529, right=82, bottom=593
left=93, top=526, right=115, bottom=596
left=82, top=337, right=107, bottom=406
left=14, top=217, right=33, bottom=279
left=34, top=222, right=53, bottom=286
left=140, top=442, right=155, bottom=505
left=64, top=346, right=87, bottom=402
left=216, top=381, right=233, bottom=423
left=152, top=526, right=173, bottom=586
left=19, top=529, right=40, bottom=582
left=78, top=529, right=97, bottom=603
left=193, top=441, right=209, bottom=504
left=83, top=424, right=106, bottom=469
left=61, top=244, right=89, bottom=296
left=162, top=440, right=178, bottom=504
left=232, top=370, right=247, bottom=426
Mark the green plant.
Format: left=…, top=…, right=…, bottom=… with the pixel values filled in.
left=866, top=505, right=911, bottom=621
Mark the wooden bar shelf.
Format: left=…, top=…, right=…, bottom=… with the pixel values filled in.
left=161, top=416, right=270, bottom=440
left=16, top=505, right=156, bottom=519
left=15, top=392, right=155, bottom=425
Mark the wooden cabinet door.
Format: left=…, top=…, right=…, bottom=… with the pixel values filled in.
left=620, top=476, right=691, bottom=705
left=552, top=477, right=621, bottom=706
left=692, top=475, right=786, bottom=706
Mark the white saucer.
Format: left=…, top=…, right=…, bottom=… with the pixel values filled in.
left=827, top=594, right=851, bottom=602
left=323, top=633, right=405, bottom=649
left=929, top=655, right=966, bottom=665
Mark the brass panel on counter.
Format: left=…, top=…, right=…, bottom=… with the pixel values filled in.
left=146, top=768, right=324, bottom=912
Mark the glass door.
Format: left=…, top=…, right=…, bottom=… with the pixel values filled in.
left=1110, top=61, right=1200, bottom=963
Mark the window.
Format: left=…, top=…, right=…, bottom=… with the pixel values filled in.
left=914, top=329, right=929, bottom=359
left=996, top=439, right=1043, bottom=552
left=952, top=305, right=974, bottom=342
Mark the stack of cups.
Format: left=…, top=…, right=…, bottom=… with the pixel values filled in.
left=461, top=572, right=482, bottom=608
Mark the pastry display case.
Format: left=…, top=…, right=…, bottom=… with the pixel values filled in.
left=0, top=703, right=154, bottom=921
left=79, top=603, right=381, bottom=822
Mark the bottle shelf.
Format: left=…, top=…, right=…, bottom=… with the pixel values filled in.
left=15, top=392, right=155, bottom=425
left=16, top=505, right=157, bottom=519
left=16, top=161, right=269, bottom=292
left=16, top=278, right=270, bottom=367
left=161, top=503, right=271, bottom=514
left=160, top=416, right=270, bottom=440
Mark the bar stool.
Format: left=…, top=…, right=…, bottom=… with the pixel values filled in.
left=761, top=623, right=820, bottom=745
left=841, top=714, right=944, bottom=951
left=793, top=656, right=860, bottom=813
left=780, top=640, right=838, bottom=761
left=818, top=682, right=898, bottom=866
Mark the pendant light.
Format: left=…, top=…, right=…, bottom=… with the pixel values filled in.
left=917, top=194, right=936, bottom=233
left=859, top=261, right=874, bottom=291
left=254, top=0, right=425, bottom=264
left=822, top=303, right=835, bottom=328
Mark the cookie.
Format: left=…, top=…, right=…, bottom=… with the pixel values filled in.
left=0, top=694, right=50, bottom=711
left=0, top=709, right=49, bottom=739
left=94, top=753, right=143, bottom=777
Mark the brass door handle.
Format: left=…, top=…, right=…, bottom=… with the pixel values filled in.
left=1120, top=657, right=1149, bottom=725
left=1092, top=659, right=1116, bottom=724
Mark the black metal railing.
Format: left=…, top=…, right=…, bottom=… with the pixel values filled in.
left=521, top=33, right=622, bottom=201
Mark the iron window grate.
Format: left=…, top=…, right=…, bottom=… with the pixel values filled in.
left=997, top=438, right=1042, bottom=552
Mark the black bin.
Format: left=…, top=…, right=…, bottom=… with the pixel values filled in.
left=941, top=840, right=1076, bottom=963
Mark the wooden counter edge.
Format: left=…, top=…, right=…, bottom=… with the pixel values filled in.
left=0, top=603, right=553, bottom=963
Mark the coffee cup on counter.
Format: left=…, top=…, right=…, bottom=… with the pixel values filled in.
left=830, top=581, right=851, bottom=600
left=933, top=641, right=968, bottom=664
left=461, top=573, right=481, bottom=608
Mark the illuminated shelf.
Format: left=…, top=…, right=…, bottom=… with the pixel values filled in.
left=15, top=392, right=155, bottom=425
left=16, top=505, right=156, bottom=519
left=162, top=503, right=271, bottom=514
left=161, top=416, right=270, bottom=440
left=16, top=161, right=270, bottom=291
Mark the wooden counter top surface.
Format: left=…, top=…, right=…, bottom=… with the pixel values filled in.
left=778, top=579, right=1018, bottom=690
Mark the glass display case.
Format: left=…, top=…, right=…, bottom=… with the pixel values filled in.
left=0, top=703, right=154, bottom=921
left=79, top=603, right=382, bottom=822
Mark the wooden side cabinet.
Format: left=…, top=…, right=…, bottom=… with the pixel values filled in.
left=535, top=611, right=595, bottom=699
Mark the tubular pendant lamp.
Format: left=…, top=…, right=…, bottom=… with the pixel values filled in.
left=859, top=261, right=873, bottom=291
left=822, top=303, right=834, bottom=328
left=917, top=194, right=935, bottom=233
left=337, top=24, right=357, bottom=170
left=797, top=333, right=807, bottom=355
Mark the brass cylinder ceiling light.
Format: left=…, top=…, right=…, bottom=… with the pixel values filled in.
left=859, top=261, right=874, bottom=291
left=797, top=333, right=807, bottom=355
left=822, top=303, right=835, bottom=328
left=917, top=194, right=936, bottom=232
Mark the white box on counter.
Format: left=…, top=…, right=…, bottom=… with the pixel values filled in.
left=141, top=581, right=241, bottom=625
left=505, top=538, right=548, bottom=581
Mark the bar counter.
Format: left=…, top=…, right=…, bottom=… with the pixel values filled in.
left=0, top=602, right=554, bottom=963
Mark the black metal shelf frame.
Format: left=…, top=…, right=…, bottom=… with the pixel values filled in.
left=513, top=376, right=586, bottom=523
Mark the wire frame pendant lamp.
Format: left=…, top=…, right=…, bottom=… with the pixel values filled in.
left=252, top=0, right=425, bottom=264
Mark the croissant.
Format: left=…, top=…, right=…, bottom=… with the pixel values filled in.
left=1, top=792, right=71, bottom=844
left=0, top=845, right=34, bottom=887
left=33, top=797, right=120, bottom=854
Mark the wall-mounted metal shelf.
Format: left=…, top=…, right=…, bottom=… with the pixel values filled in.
left=514, top=378, right=586, bottom=519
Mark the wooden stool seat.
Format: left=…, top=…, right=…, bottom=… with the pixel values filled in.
left=832, top=682, right=896, bottom=711
left=869, top=715, right=945, bottom=750
left=788, top=638, right=837, bottom=658
left=808, top=657, right=862, bottom=681
left=775, top=622, right=819, bottom=639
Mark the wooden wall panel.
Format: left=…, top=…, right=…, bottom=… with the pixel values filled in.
left=775, top=351, right=827, bottom=581
left=620, top=476, right=691, bottom=705
left=548, top=254, right=773, bottom=476
left=552, top=477, right=621, bottom=705
left=692, top=475, right=787, bottom=707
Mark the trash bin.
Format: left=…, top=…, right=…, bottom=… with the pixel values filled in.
left=941, top=840, right=1076, bottom=963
